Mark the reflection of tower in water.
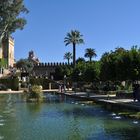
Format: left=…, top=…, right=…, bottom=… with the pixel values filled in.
left=3, top=94, right=15, bottom=116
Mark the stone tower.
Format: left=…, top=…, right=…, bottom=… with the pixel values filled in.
left=0, top=36, right=15, bottom=68
left=28, top=50, right=39, bottom=64
left=8, top=37, right=14, bottom=67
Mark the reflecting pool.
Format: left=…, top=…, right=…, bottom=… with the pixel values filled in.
left=0, top=93, right=140, bottom=140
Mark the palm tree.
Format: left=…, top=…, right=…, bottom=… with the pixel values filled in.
left=64, top=30, right=84, bottom=67
left=64, top=52, right=72, bottom=65
left=84, top=48, right=97, bottom=62
left=76, top=57, right=85, bottom=64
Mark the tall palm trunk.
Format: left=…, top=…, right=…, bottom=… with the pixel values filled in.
left=90, top=57, right=92, bottom=62
left=73, top=43, right=76, bottom=67
left=68, top=58, right=70, bottom=65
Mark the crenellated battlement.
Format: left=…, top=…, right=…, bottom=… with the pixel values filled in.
left=33, top=62, right=73, bottom=77
left=34, top=62, right=73, bottom=67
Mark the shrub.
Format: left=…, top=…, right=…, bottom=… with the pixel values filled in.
left=27, top=85, right=43, bottom=102
left=0, top=76, right=19, bottom=90
left=11, top=76, right=19, bottom=90
left=0, top=84, right=7, bottom=90
left=29, top=77, right=59, bottom=89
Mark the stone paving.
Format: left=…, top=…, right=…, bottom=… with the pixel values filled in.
left=64, top=91, right=140, bottom=111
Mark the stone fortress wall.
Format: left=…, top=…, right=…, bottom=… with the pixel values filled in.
left=33, top=62, right=73, bottom=78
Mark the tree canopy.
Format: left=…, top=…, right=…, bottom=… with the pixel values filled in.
left=76, top=57, right=85, bottom=64
left=16, top=59, right=34, bottom=73
left=84, top=48, right=97, bottom=62
left=100, top=46, right=140, bottom=81
left=64, top=52, right=72, bottom=65
left=0, top=0, right=28, bottom=41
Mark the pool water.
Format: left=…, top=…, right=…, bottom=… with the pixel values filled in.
left=0, top=93, right=140, bottom=140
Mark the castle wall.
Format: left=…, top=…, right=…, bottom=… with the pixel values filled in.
left=8, top=37, right=14, bottom=67
left=33, top=66, right=56, bottom=78
left=33, top=62, right=73, bottom=77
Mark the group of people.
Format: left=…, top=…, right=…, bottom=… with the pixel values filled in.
left=58, top=82, right=70, bottom=93
left=59, top=84, right=65, bottom=93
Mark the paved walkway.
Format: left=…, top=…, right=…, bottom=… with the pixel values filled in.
left=0, top=90, right=24, bottom=94
left=0, top=89, right=60, bottom=94
left=63, top=91, right=140, bottom=111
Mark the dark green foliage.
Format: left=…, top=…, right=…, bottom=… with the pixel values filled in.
left=83, top=62, right=99, bottom=82
left=84, top=48, right=97, bottom=62
left=64, top=52, right=72, bottom=65
left=11, top=76, right=19, bottom=90
left=54, top=66, right=73, bottom=80
left=71, top=61, right=86, bottom=82
left=30, top=78, right=48, bottom=89
left=0, top=79, right=9, bottom=90
left=0, top=76, right=19, bottom=90
left=16, top=59, right=34, bottom=73
left=0, top=0, right=28, bottom=40
left=100, top=52, right=117, bottom=81
left=100, top=46, right=140, bottom=81
left=71, top=67, right=82, bottom=82
left=71, top=61, right=100, bottom=82
left=29, top=77, right=59, bottom=89
left=76, top=57, right=85, bottom=64
left=54, top=67, right=64, bottom=80
left=0, top=84, right=7, bottom=90
left=0, top=58, right=8, bottom=68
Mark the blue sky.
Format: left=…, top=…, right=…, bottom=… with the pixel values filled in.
left=13, top=0, right=140, bottom=63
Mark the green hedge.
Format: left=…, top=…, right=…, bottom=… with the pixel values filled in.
left=0, top=76, right=19, bottom=90
left=29, top=77, right=59, bottom=89
left=0, top=77, right=59, bottom=90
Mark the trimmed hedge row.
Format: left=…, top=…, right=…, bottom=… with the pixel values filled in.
left=29, top=77, right=59, bottom=89
left=0, top=77, right=59, bottom=91
left=0, top=76, right=19, bottom=90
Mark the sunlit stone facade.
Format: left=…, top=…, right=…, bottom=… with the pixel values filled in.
left=0, top=37, right=14, bottom=68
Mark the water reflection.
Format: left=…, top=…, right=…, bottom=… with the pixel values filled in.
left=113, top=116, right=121, bottom=119
left=26, top=103, right=43, bottom=116
left=133, top=121, right=139, bottom=124
left=44, top=93, right=66, bottom=103
left=0, top=93, right=139, bottom=140
left=0, top=136, right=4, bottom=140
